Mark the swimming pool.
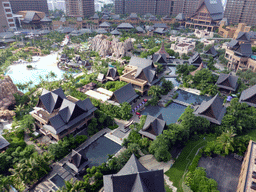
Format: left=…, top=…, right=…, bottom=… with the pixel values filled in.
left=175, top=89, right=211, bottom=105
left=83, top=136, right=122, bottom=167
left=251, top=55, right=256, bottom=60
left=141, top=102, right=187, bottom=125
left=165, top=78, right=180, bottom=87
left=5, top=53, right=74, bottom=92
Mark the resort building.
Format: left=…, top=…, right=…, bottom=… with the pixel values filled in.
left=103, top=154, right=165, bottom=192
left=96, top=73, right=106, bottom=83
left=0, top=135, right=10, bottom=152
left=201, top=39, right=215, bottom=47
left=16, top=11, right=52, bottom=29
left=188, top=53, right=203, bottom=66
left=120, top=57, right=158, bottom=94
left=0, top=0, right=16, bottom=32
left=237, top=140, right=256, bottom=192
left=236, top=32, right=256, bottom=46
left=106, top=67, right=119, bottom=81
left=218, top=22, right=251, bottom=39
left=110, top=83, right=139, bottom=104
left=171, top=42, right=196, bottom=56
left=225, top=40, right=256, bottom=72
left=194, top=29, right=214, bottom=39
left=66, top=149, right=89, bottom=175
left=216, top=73, right=238, bottom=94
left=185, top=0, right=224, bottom=32
left=77, top=82, right=97, bottom=93
left=117, top=23, right=134, bottom=31
left=30, top=88, right=97, bottom=141
left=224, top=0, right=256, bottom=26
left=239, top=85, right=256, bottom=108
left=65, top=0, right=94, bottom=18
left=152, top=42, right=170, bottom=65
left=110, top=29, right=122, bottom=36
left=204, top=46, right=218, bottom=58
left=139, top=114, right=166, bottom=140
left=194, top=93, right=226, bottom=125
left=99, top=22, right=111, bottom=32
left=9, top=0, right=49, bottom=14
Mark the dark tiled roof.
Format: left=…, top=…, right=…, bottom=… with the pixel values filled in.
left=110, top=29, right=122, bottom=35
left=136, top=26, right=145, bottom=33
left=193, top=94, right=226, bottom=125
left=156, top=42, right=170, bottom=58
left=205, top=46, right=218, bottom=57
left=0, top=135, right=10, bottom=150
left=117, top=23, right=134, bottom=29
left=129, top=57, right=154, bottom=69
left=175, top=13, right=185, bottom=21
left=91, top=13, right=99, bottom=19
left=101, top=14, right=110, bottom=20
left=67, top=149, right=89, bottom=173
left=24, top=11, right=36, bottom=22
left=41, top=16, right=52, bottom=22
left=216, top=73, right=238, bottom=91
left=107, top=67, right=119, bottom=79
left=153, top=23, right=167, bottom=29
left=111, top=83, right=138, bottom=104
left=197, top=0, right=223, bottom=20
left=96, top=28, right=108, bottom=34
left=188, top=53, right=203, bottom=66
left=103, top=154, right=165, bottom=192
left=111, top=14, right=120, bottom=20
left=152, top=54, right=167, bottom=64
left=236, top=32, right=256, bottom=42
left=154, top=28, right=166, bottom=34
left=228, top=39, right=239, bottom=49
left=239, top=84, right=256, bottom=107
left=139, top=114, right=166, bottom=140
left=128, top=13, right=138, bottom=19
left=234, top=44, right=253, bottom=57
left=99, top=22, right=111, bottom=28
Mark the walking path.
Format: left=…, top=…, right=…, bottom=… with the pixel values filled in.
left=172, top=99, right=190, bottom=107
left=139, top=155, right=177, bottom=192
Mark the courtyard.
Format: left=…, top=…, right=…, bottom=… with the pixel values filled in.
left=198, top=154, right=242, bottom=192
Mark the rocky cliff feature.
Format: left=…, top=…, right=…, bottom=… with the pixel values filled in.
left=89, top=34, right=133, bottom=58
left=0, top=75, right=23, bottom=110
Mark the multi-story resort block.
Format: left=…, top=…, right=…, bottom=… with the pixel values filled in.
left=185, top=0, right=224, bottom=32
left=0, top=0, right=16, bottom=32
left=9, top=0, right=49, bottom=14
left=65, top=0, right=94, bottom=18
left=224, top=0, right=256, bottom=26
left=237, top=140, right=256, bottom=192
left=30, top=88, right=97, bottom=141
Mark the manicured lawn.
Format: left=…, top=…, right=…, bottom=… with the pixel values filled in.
left=165, top=183, right=173, bottom=192
left=245, top=129, right=256, bottom=140
left=165, top=136, right=215, bottom=192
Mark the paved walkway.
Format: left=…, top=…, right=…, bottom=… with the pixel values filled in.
left=178, top=87, right=201, bottom=95
left=172, top=99, right=190, bottom=107
left=139, top=155, right=177, bottom=192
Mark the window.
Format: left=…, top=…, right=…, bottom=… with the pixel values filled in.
left=5, top=9, right=11, bottom=12
left=9, top=24, right=15, bottom=27
left=6, top=14, right=12, bottom=17
left=8, top=19, right=14, bottom=22
left=3, top=3, right=9, bottom=7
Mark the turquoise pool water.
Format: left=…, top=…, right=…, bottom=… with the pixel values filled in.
left=251, top=55, right=256, bottom=60
left=141, top=102, right=187, bottom=125
left=83, top=136, right=122, bottom=167
left=176, top=89, right=211, bottom=104
left=165, top=78, right=180, bottom=87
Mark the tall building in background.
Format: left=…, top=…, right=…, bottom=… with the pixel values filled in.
left=9, top=0, right=49, bottom=14
left=224, top=0, right=256, bottom=26
left=0, top=0, right=16, bottom=32
left=114, top=0, right=201, bottom=17
left=48, top=0, right=66, bottom=12
left=65, top=0, right=94, bottom=18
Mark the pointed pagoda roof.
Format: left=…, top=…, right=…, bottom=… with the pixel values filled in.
left=66, top=149, right=89, bottom=173
left=193, top=94, right=226, bottom=125
left=155, top=42, right=170, bottom=58
left=239, top=84, right=256, bottom=107
left=103, top=154, right=165, bottom=192
left=106, top=67, right=119, bottom=80
left=216, top=73, right=238, bottom=91
left=205, top=46, right=218, bottom=57
left=152, top=54, right=167, bottom=65
left=190, top=63, right=205, bottom=76
left=139, top=114, right=166, bottom=140
left=188, top=53, right=203, bottom=66
left=110, top=29, right=122, bottom=35
left=110, top=83, right=138, bottom=104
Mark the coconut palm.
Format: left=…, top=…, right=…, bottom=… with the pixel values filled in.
left=216, top=131, right=236, bottom=155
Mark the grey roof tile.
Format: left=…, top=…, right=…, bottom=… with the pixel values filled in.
left=153, top=23, right=167, bottom=29
left=111, top=83, right=138, bottom=104
left=0, top=135, right=10, bottom=150
left=216, top=73, right=238, bottom=91
left=117, top=23, right=134, bottom=29
left=239, top=84, right=256, bottom=107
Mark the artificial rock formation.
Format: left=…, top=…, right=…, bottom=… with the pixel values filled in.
left=0, top=75, right=22, bottom=110
left=89, top=34, right=133, bottom=58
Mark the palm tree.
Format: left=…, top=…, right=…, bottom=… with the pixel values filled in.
left=0, top=175, right=12, bottom=192
left=216, top=131, right=236, bottom=155
left=148, top=85, right=162, bottom=98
